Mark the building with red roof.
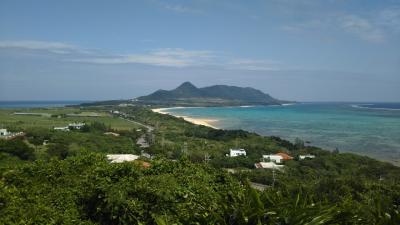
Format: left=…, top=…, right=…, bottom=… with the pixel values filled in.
left=276, top=152, right=293, bottom=160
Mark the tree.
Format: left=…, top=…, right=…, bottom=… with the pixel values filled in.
left=25, top=127, right=53, bottom=146
left=46, top=143, right=69, bottom=159
left=294, top=138, right=305, bottom=149
left=0, top=138, right=35, bottom=160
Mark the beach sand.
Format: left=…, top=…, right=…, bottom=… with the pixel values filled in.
left=151, top=108, right=219, bottom=129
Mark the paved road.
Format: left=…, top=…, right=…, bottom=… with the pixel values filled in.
left=120, top=117, right=154, bottom=132
left=119, top=117, right=154, bottom=148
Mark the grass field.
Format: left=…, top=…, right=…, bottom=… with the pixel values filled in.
left=0, top=107, right=141, bottom=130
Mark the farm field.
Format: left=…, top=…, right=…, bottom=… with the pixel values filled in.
left=0, top=107, right=141, bottom=130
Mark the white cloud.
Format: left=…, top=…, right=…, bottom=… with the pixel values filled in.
left=377, top=7, right=400, bottom=33
left=281, top=20, right=325, bottom=32
left=282, top=13, right=388, bottom=43
left=72, top=49, right=280, bottom=70
left=0, top=40, right=281, bottom=71
left=0, top=40, right=80, bottom=54
left=71, top=48, right=216, bottom=67
left=151, top=48, right=213, bottom=58
left=339, top=15, right=385, bottom=42
left=164, top=4, right=203, bottom=14
left=227, top=59, right=281, bottom=71
left=281, top=5, right=400, bottom=43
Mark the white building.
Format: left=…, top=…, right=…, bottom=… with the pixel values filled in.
left=263, top=154, right=283, bottom=163
left=0, top=129, right=24, bottom=139
left=299, top=154, right=316, bottom=160
left=68, top=122, right=85, bottom=129
left=54, top=126, right=70, bottom=131
left=106, top=154, right=139, bottom=163
left=229, top=149, right=246, bottom=157
left=0, top=129, right=9, bottom=136
left=255, top=162, right=284, bottom=169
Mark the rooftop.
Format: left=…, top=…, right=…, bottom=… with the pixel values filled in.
left=276, top=152, right=293, bottom=160
left=106, top=154, right=139, bottom=163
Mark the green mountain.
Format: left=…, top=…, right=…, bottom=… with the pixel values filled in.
left=136, top=82, right=288, bottom=106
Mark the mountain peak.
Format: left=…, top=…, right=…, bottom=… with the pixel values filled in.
left=176, top=81, right=197, bottom=90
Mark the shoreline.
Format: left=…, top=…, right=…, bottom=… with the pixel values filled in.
left=151, top=107, right=220, bottom=129
left=150, top=105, right=400, bottom=166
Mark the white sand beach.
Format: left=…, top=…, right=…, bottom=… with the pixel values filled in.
left=151, top=108, right=219, bottom=129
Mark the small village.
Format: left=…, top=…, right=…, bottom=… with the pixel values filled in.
left=2, top=108, right=317, bottom=172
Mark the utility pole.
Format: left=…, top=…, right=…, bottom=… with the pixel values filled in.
left=161, top=133, right=165, bottom=149
left=272, top=167, right=276, bottom=188
left=379, top=175, right=383, bottom=192
left=204, top=153, right=210, bottom=163
left=182, top=142, right=188, bottom=156
left=203, top=140, right=207, bottom=151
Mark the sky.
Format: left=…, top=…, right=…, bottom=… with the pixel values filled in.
left=0, top=0, right=399, bottom=102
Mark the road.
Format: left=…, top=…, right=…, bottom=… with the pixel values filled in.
left=119, top=117, right=154, bottom=148
left=120, top=117, right=154, bottom=132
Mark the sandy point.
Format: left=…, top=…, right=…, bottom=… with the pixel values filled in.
left=151, top=107, right=219, bottom=129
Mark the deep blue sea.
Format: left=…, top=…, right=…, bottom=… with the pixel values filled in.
left=164, top=103, right=400, bottom=164
left=0, top=101, right=89, bottom=108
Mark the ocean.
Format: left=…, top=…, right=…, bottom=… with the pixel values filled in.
left=0, top=101, right=89, bottom=108
left=164, top=102, right=400, bottom=164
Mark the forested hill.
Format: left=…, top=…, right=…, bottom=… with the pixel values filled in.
left=135, top=82, right=289, bottom=106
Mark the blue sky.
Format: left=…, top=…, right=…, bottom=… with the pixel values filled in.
left=0, top=0, right=399, bottom=101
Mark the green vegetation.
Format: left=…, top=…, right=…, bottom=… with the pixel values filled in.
left=1, top=105, right=399, bottom=224
left=0, top=107, right=141, bottom=130
left=0, top=138, right=35, bottom=161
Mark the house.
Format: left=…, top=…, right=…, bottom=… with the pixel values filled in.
left=54, top=126, right=69, bottom=131
left=276, top=152, right=293, bottom=160
left=228, top=149, right=246, bottom=157
left=0, top=129, right=25, bottom=139
left=0, top=129, right=9, bottom=136
left=106, top=154, right=139, bottom=163
left=255, top=162, right=284, bottom=169
left=299, top=154, right=316, bottom=160
left=263, top=152, right=293, bottom=163
left=263, top=154, right=283, bottom=163
left=141, top=151, right=152, bottom=159
left=137, top=137, right=149, bottom=148
left=68, top=122, right=85, bottom=130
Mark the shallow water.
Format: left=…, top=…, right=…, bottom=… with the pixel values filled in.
left=165, top=103, right=400, bottom=164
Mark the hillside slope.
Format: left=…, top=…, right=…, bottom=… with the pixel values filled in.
left=136, top=82, right=288, bottom=106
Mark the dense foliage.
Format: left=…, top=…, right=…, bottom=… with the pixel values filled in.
left=1, top=106, right=400, bottom=224
left=1, top=153, right=399, bottom=224
left=0, top=138, right=35, bottom=161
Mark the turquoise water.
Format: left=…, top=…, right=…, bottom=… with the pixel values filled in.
left=165, top=103, right=400, bottom=164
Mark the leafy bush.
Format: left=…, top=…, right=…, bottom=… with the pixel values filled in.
left=0, top=139, right=35, bottom=160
